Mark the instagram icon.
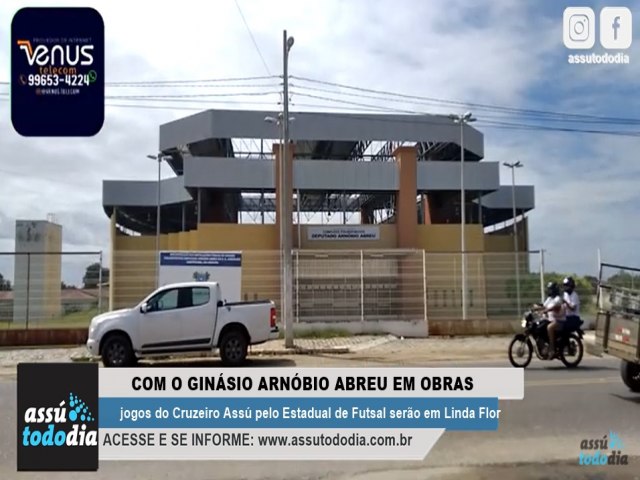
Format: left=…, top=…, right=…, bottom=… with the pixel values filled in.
left=563, top=7, right=596, bottom=49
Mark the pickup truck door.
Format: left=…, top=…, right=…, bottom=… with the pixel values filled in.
left=139, top=287, right=183, bottom=352
left=173, top=286, right=216, bottom=347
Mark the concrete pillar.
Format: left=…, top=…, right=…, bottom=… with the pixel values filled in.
left=109, top=209, right=116, bottom=311
left=200, top=190, right=233, bottom=223
left=393, top=147, right=421, bottom=320
left=421, top=194, right=432, bottom=225
left=360, top=207, right=373, bottom=224
left=394, top=146, right=418, bottom=248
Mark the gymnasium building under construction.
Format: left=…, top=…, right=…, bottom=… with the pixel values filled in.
left=102, top=109, right=536, bottom=335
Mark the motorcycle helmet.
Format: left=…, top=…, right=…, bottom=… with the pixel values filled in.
left=563, top=276, right=575, bottom=292
left=546, top=281, right=560, bottom=298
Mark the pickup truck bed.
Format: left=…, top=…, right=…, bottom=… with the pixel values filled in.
left=595, top=277, right=640, bottom=393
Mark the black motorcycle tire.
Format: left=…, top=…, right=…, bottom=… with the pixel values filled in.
left=508, top=334, right=533, bottom=368
left=620, top=360, right=640, bottom=393
left=559, top=333, right=584, bottom=368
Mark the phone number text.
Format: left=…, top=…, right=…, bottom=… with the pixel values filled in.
left=22, top=74, right=91, bottom=87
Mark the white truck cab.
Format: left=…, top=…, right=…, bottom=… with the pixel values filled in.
left=86, top=281, right=278, bottom=367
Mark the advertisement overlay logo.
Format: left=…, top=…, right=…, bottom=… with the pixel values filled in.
left=579, top=431, right=629, bottom=466
left=11, top=7, right=105, bottom=136
left=564, top=6, right=632, bottom=65
left=17, top=363, right=99, bottom=471
left=563, top=7, right=596, bottom=49
left=600, top=7, right=632, bottom=49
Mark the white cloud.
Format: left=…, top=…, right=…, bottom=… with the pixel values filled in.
left=0, top=0, right=638, bottom=286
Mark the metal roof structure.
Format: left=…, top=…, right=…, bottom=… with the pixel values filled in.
left=103, top=109, right=534, bottom=235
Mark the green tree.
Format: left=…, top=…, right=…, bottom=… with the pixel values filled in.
left=605, top=270, right=640, bottom=289
left=83, top=263, right=109, bottom=289
left=584, top=275, right=598, bottom=294
left=505, top=272, right=593, bottom=311
left=0, top=272, right=11, bottom=291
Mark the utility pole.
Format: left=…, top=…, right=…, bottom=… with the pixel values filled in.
left=282, top=30, right=295, bottom=348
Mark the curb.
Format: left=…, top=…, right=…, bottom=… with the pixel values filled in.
left=251, top=347, right=351, bottom=356
left=69, top=346, right=353, bottom=363
left=348, top=334, right=397, bottom=352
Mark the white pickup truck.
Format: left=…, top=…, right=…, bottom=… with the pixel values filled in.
left=86, top=281, right=278, bottom=367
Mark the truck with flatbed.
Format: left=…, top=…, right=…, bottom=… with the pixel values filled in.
left=86, top=281, right=279, bottom=367
left=594, top=262, right=640, bottom=393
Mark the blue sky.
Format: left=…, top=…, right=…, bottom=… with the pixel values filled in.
left=0, top=0, right=639, bottom=285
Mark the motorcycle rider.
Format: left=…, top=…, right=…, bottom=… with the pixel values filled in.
left=563, top=276, right=581, bottom=328
left=534, top=281, right=566, bottom=359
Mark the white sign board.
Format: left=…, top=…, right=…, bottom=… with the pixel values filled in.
left=158, top=251, right=242, bottom=302
left=307, top=226, right=380, bottom=241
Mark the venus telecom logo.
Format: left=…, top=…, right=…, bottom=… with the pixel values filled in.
left=10, top=6, right=105, bottom=137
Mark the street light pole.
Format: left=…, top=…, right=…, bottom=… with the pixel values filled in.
left=504, top=161, right=523, bottom=315
left=449, top=112, right=475, bottom=320
left=147, top=154, right=165, bottom=288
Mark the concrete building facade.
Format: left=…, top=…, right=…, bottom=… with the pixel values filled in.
left=102, top=109, right=535, bottom=332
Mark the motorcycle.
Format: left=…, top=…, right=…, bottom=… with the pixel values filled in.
left=508, top=306, right=585, bottom=368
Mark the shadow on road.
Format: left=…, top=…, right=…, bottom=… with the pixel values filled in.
left=611, top=393, right=640, bottom=405
left=537, top=365, right=615, bottom=372
left=138, top=358, right=296, bottom=368
left=412, top=457, right=640, bottom=480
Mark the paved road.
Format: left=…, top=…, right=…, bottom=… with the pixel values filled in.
left=0, top=355, right=638, bottom=479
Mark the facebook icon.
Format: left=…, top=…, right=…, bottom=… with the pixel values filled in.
left=612, top=16, right=621, bottom=40
left=600, top=7, right=632, bottom=49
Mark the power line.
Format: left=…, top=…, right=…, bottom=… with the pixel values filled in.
left=234, top=0, right=273, bottom=76
left=289, top=93, right=640, bottom=137
left=104, top=82, right=281, bottom=89
left=2, top=84, right=638, bottom=136
left=3, top=71, right=636, bottom=126
left=291, top=75, right=640, bottom=125
left=0, top=97, right=280, bottom=111
left=290, top=83, right=640, bottom=127
left=106, top=91, right=281, bottom=99
left=0, top=92, right=281, bottom=101
left=107, top=75, right=277, bottom=86
left=0, top=75, right=277, bottom=86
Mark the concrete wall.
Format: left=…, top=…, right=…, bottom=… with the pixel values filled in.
left=12, top=220, right=62, bottom=323
left=108, top=220, right=528, bottom=325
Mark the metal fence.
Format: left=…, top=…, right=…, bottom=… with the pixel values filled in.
left=108, top=249, right=545, bottom=324
left=0, top=251, right=105, bottom=329
left=597, top=262, right=640, bottom=315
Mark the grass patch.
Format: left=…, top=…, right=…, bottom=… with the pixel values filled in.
left=1, top=308, right=98, bottom=330
left=278, top=328, right=353, bottom=339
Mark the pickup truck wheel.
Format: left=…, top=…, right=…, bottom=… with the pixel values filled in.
left=620, top=360, right=640, bottom=393
left=219, top=330, right=248, bottom=367
left=102, top=334, right=136, bottom=368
